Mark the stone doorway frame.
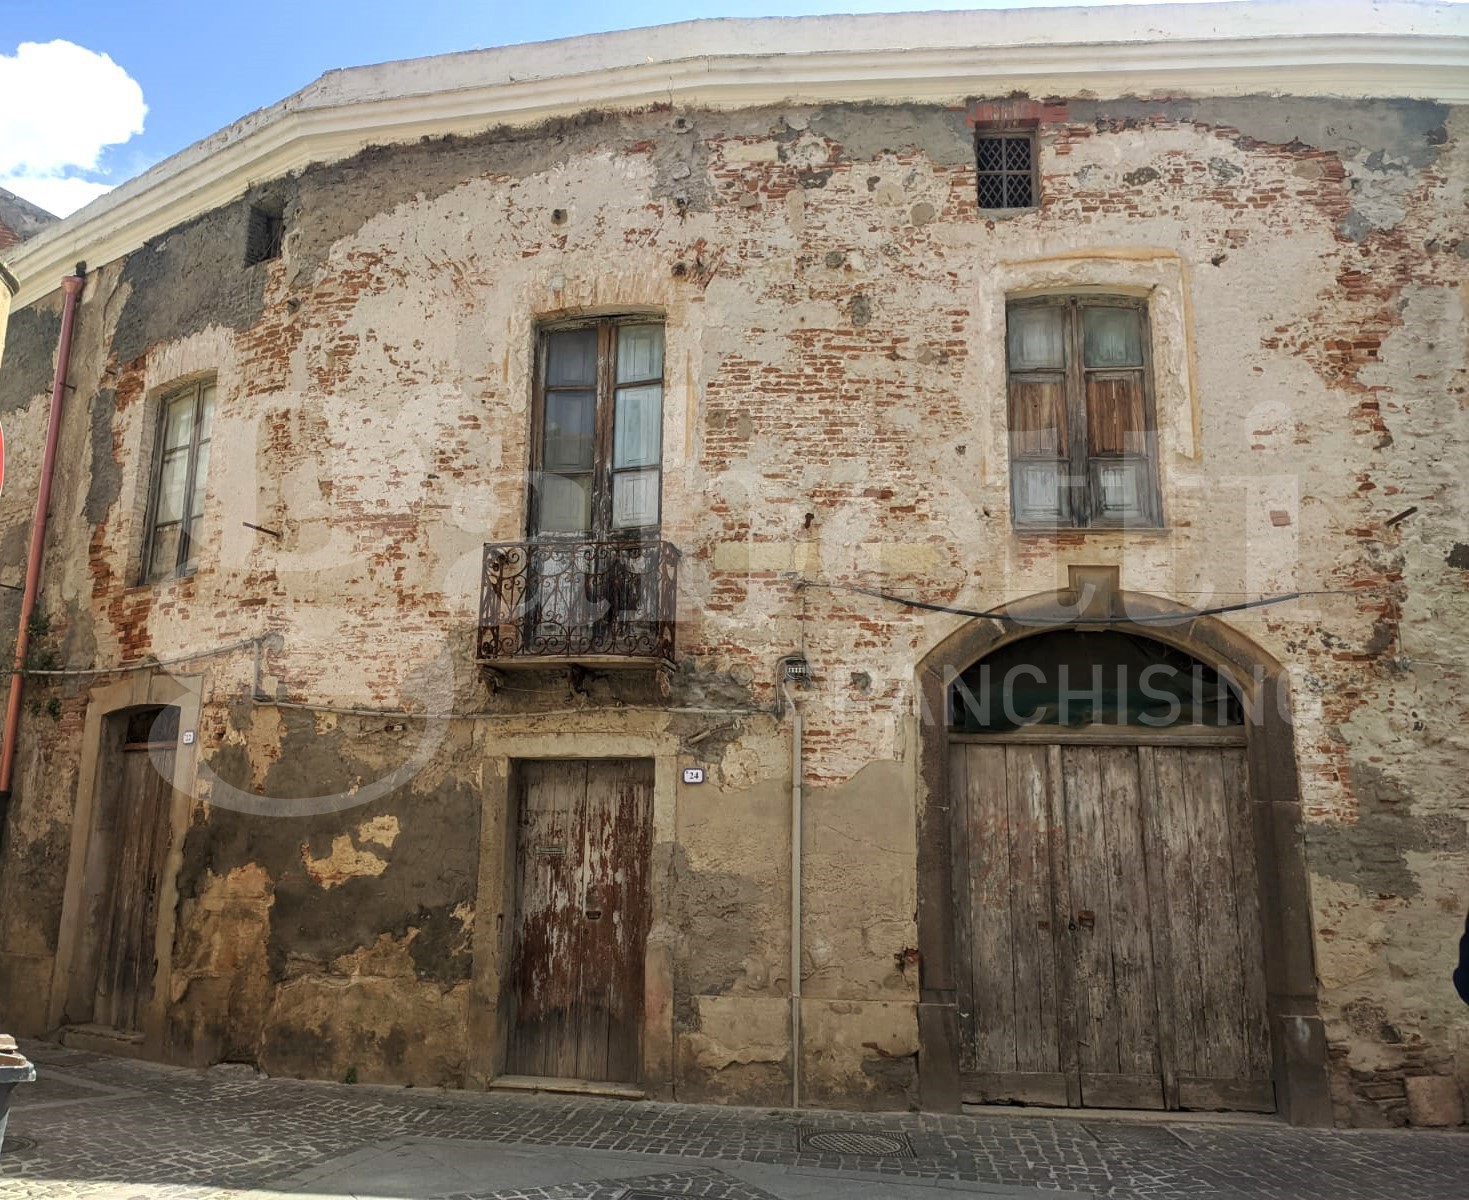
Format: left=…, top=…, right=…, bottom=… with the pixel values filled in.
left=467, top=729, right=679, bottom=1097
left=913, top=566, right=1332, bottom=1126
left=48, top=670, right=204, bottom=1053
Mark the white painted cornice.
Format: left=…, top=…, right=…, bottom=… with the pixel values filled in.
left=4, top=2, right=1468, bottom=310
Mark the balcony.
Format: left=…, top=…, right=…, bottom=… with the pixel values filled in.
left=477, top=539, right=679, bottom=669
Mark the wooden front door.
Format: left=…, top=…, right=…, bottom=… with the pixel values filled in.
left=951, top=737, right=1272, bottom=1112
left=93, top=707, right=178, bottom=1032
left=506, top=759, right=654, bottom=1083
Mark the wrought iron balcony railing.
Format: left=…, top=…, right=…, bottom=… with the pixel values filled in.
left=478, top=539, right=679, bottom=666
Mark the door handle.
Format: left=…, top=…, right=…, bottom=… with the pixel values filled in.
left=584, top=908, right=603, bottom=921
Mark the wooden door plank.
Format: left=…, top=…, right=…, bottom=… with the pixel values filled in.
left=1059, top=746, right=1115, bottom=1078
left=961, top=1071, right=1071, bottom=1107
left=1045, top=744, right=1082, bottom=1108
left=547, top=760, right=588, bottom=1082
left=126, top=748, right=174, bottom=1031
left=508, top=760, right=586, bottom=1079
left=1097, top=747, right=1161, bottom=1081
left=1222, top=748, right=1273, bottom=1084
left=90, top=759, right=125, bottom=1030
left=576, top=769, right=614, bottom=1084
left=1006, top=746, right=1062, bottom=1078
left=1079, top=1072, right=1166, bottom=1110
left=98, top=752, right=153, bottom=1030
left=580, top=759, right=654, bottom=1084
left=949, top=743, right=975, bottom=1073
left=961, top=744, right=1015, bottom=1076
left=1184, top=749, right=1249, bottom=1083
left=92, top=760, right=129, bottom=1028
left=1177, top=1076, right=1276, bottom=1113
left=1149, top=747, right=1207, bottom=1084
left=1137, top=746, right=1181, bottom=1110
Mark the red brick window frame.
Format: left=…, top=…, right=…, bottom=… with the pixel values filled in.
left=969, top=99, right=1050, bottom=212
left=975, top=128, right=1039, bottom=211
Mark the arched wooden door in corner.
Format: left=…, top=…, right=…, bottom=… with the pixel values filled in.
left=948, top=632, right=1273, bottom=1112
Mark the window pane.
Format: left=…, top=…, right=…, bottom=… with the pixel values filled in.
left=1083, top=306, right=1143, bottom=368
left=162, top=393, right=194, bottom=451
left=1005, top=136, right=1032, bottom=171
left=183, top=515, right=203, bottom=572
left=1012, top=461, right=1066, bottom=525
left=1092, top=459, right=1147, bottom=520
left=155, top=450, right=189, bottom=524
left=1086, top=373, right=1147, bottom=455
left=537, top=473, right=592, bottom=534
left=1008, top=376, right=1067, bottom=457
left=147, top=524, right=181, bottom=583
left=198, top=384, right=216, bottom=437
left=190, top=439, right=212, bottom=518
left=612, top=468, right=660, bottom=529
left=1007, top=306, right=1064, bottom=370
left=1005, top=174, right=1033, bottom=208
left=543, top=390, right=595, bottom=471
left=545, top=328, right=597, bottom=386
left=976, top=138, right=1004, bottom=172
left=616, top=325, right=663, bottom=384
left=614, top=384, right=662, bottom=468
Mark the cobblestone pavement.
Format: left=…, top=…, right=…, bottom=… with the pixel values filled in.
left=1, top=1043, right=1465, bottom=1200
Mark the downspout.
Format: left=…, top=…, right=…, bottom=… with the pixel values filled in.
left=0, top=269, right=87, bottom=818
left=785, top=681, right=803, bottom=1108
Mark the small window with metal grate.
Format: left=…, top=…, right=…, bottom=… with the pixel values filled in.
left=244, top=204, right=284, bottom=265
left=976, top=132, right=1037, bottom=211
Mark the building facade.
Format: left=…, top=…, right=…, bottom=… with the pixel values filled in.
left=0, top=4, right=1466, bottom=1129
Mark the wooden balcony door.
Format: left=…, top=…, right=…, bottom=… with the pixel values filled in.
left=950, top=737, right=1273, bottom=1112
left=526, top=319, right=665, bottom=648
left=505, top=760, right=654, bottom=1084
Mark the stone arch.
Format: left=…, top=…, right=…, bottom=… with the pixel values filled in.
left=912, top=566, right=1331, bottom=1125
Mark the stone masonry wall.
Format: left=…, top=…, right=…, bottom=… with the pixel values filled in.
left=0, top=95, right=1465, bottom=1122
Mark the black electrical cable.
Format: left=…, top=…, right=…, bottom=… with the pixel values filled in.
left=795, top=579, right=1308, bottom=624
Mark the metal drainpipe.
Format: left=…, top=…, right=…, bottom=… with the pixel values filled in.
left=0, top=270, right=87, bottom=820
left=786, top=683, right=803, bottom=1108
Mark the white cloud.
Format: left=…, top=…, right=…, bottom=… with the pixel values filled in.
left=0, top=174, right=115, bottom=217
left=0, top=39, right=146, bottom=217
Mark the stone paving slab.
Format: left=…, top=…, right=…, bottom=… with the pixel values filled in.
left=0, top=1042, right=1464, bottom=1199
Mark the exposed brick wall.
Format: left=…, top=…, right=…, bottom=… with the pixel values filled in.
left=0, top=96, right=1464, bottom=1121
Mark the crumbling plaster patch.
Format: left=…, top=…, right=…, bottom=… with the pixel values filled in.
left=302, top=833, right=390, bottom=889
left=112, top=201, right=269, bottom=364
left=0, top=301, right=60, bottom=415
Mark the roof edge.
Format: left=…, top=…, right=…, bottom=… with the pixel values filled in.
left=6, top=3, right=1469, bottom=308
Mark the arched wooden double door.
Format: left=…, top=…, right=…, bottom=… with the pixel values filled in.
left=948, top=631, right=1273, bottom=1112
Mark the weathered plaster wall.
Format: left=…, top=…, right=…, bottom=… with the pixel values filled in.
left=0, top=94, right=1464, bottom=1122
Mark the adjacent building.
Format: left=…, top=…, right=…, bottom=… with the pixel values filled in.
left=0, top=3, right=1466, bottom=1128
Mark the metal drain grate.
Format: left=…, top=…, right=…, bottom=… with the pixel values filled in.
left=800, top=1128, right=914, bottom=1156
left=620, top=1194, right=717, bottom=1200
left=1084, top=1123, right=1194, bottom=1150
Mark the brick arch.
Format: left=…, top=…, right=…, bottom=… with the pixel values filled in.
left=912, top=566, right=1332, bottom=1125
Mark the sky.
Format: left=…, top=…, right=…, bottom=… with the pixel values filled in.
left=0, top=0, right=1365, bottom=218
